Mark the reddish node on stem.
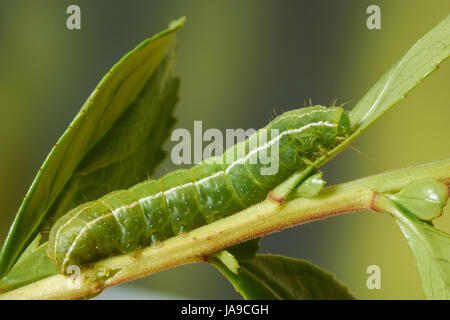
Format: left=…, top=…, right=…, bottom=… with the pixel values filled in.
left=403, top=94, right=408, bottom=99
left=436, top=65, right=440, bottom=70
left=267, top=193, right=285, bottom=204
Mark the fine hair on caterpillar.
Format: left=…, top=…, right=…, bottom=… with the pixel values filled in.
left=48, top=105, right=352, bottom=274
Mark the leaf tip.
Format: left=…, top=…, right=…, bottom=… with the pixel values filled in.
left=169, top=16, right=186, bottom=30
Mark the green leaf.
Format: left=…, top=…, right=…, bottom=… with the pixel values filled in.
left=13, top=233, right=43, bottom=267
left=0, top=17, right=185, bottom=278
left=210, top=238, right=261, bottom=276
left=377, top=178, right=450, bottom=299
left=210, top=254, right=355, bottom=300
left=350, top=14, right=450, bottom=131
left=396, top=218, right=450, bottom=299
left=375, top=193, right=450, bottom=299
left=382, top=196, right=450, bottom=299
left=226, top=238, right=261, bottom=261
left=292, top=172, right=325, bottom=198
left=0, top=242, right=56, bottom=292
left=386, top=178, right=449, bottom=221
left=212, top=250, right=240, bottom=275
left=397, top=218, right=450, bottom=299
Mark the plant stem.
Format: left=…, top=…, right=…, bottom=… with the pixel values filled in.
left=1, top=159, right=449, bottom=300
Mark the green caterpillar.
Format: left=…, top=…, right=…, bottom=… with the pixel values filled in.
left=48, top=105, right=352, bottom=273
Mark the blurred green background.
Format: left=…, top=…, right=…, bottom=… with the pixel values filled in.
left=0, top=0, right=449, bottom=299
